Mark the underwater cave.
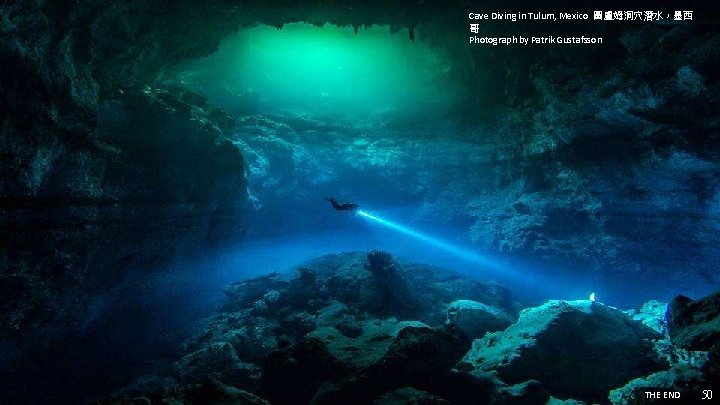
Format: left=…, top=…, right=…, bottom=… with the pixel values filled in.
left=1, top=0, right=720, bottom=403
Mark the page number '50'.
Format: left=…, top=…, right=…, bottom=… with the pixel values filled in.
left=702, top=390, right=712, bottom=400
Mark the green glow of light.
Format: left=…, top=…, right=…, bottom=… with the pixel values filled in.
left=178, top=23, right=452, bottom=116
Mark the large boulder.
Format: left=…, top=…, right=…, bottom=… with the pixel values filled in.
left=307, top=318, right=429, bottom=369
left=460, top=300, right=667, bottom=403
left=667, top=291, right=720, bottom=351
left=366, top=250, right=419, bottom=312
left=446, top=299, right=513, bottom=339
left=372, top=325, right=471, bottom=381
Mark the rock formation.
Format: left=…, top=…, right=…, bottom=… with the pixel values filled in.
left=460, top=300, right=667, bottom=402
left=105, top=253, right=720, bottom=404
left=667, top=291, right=720, bottom=352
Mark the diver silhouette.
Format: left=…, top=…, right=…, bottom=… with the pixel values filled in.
left=325, top=197, right=359, bottom=211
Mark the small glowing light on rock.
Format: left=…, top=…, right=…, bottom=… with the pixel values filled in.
left=589, top=292, right=596, bottom=302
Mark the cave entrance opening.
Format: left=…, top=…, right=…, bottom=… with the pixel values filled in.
left=175, top=23, right=456, bottom=123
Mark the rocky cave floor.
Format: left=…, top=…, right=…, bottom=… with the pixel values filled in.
left=107, top=251, right=719, bottom=405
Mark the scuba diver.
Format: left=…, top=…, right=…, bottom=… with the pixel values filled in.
left=325, top=197, right=359, bottom=212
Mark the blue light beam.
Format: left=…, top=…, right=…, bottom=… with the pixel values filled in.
left=356, top=209, right=498, bottom=269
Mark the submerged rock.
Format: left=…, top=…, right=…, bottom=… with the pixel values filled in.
left=174, top=342, right=260, bottom=389
left=608, top=366, right=706, bottom=405
left=223, top=273, right=289, bottom=311
left=365, top=250, right=421, bottom=313
left=259, top=338, right=346, bottom=405
left=374, top=325, right=471, bottom=379
left=625, top=300, right=668, bottom=335
left=307, top=318, right=429, bottom=369
left=665, top=290, right=720, bottom=394
left=667, top=291, right=720, bottom=351
left=446, top=299, right=513, bottom=339
left=460, top=300, right=667, bottom=403
left=184, top=311, right=280, bottom=363
left=651, top=338, right=709, bottom=369
left=312, top=325, right=471, bottom=404
left=500, top=379, right=549, bottom=404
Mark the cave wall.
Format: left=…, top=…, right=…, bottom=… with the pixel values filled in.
left=502, top=24, right=720, bottom=284
left=0, top=1, right=253, bottom=360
